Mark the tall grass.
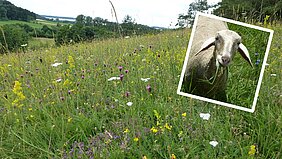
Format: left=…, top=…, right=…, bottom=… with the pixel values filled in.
left=227, top=23, right=270, bottom=108
left=0, top=26, right=281, bottom=159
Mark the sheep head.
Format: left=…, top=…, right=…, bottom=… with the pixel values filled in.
left=196, top=30, right=253, bottom=67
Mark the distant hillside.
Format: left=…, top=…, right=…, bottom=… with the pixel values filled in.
left=0, top=0, right=37, bottom=21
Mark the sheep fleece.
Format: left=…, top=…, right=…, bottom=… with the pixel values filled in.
left=183, top=15, right=229, bottom=100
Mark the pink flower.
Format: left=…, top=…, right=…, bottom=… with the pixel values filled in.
left=146, top=85, right=151, bottom=92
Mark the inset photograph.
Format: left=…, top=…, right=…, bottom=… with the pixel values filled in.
left=177, top=12, right=274, bottom=112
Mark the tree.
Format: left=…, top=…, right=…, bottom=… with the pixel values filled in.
left=76, top=14, right=85, bottom=26
left=0, top=24, right=29, bottom=53
left=177, top=0, right=211, bottom=28
left=0, top=7, right=7, bottom=20
left=85, top=16, right=93, bottom=26
left=1, top=0, right=36, bottom=21
left=122, top=15, right=135, bottom=24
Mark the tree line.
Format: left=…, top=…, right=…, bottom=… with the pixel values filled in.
left=0, top=14, right=160, bottom=53
left=177, top=0, right=282, bottom=28
left=55, top=14, right=160, bottom=45
left=0, top=0, right=37, bottom=21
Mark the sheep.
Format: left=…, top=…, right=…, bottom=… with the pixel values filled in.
left=183, top=15, right=253, bottom=102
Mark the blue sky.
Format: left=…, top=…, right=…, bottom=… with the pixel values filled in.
left=9, top=0, right=221, bottom=28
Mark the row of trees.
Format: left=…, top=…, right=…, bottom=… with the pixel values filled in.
left=55, top=14, right=159, bottom=45
left=0, top=14, right=159, bottom=53
left=214, top=0, right=282, bottom=24
left=177, top=0, right=282, bottom=28
left=0, top=0, right=37, bottom=21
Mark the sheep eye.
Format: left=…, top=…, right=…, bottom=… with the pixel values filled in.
left=237, top=42, right=241, bottom=45
left=215, top=37, right=219, bottom=41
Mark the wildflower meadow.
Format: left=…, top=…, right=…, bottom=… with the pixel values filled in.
left=0, top=26, right=281, bottom=158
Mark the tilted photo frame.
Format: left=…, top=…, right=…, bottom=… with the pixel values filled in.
left=177, top=12, right=274, bottom=113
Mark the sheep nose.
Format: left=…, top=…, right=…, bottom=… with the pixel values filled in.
left=221, top=56, right=230, bottom=65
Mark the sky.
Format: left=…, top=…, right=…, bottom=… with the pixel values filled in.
left=9, top=0, right=221, bottom=28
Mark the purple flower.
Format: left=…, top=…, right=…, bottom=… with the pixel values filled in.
left=81, top=75, right=85, bottom=79
left=120, top=74, right=124, bottom=81
left=146, top=85, right=151, bottom=92
left=255, top=52, right=259, bottom=56
left=60, top=97, right=65, bottom=101
left=68, top=90, right=72, bottom=94
left=125, top=70, right=129, bottom=73
left=255, top=59, right=261, bottom=66
left=125, top=91, right=130, bottom=97
left=118, top=66, right=123, bottom=71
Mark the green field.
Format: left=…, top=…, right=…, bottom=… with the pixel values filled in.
left=0, top=19, right=72, bottom=29
left=0, top=25, right=281, bottom=159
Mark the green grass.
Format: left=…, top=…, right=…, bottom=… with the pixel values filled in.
left=0, top=19, right=72, bottom=29
left=227, top=23, right=270, bottom=108
left=28, top=38, right=55, bottom=50
left=0, top=25, right=281, bottom=159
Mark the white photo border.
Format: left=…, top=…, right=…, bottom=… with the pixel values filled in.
left=177, top=12, right=274, bottom=113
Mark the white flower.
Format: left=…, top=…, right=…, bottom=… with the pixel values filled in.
left=125, top=36, right=130, bottom=39
left=21, top=44, right=27, bottom=47
left=209, top=141, right=218, bottom=147
left=141, top=78, right=150, bottom=82
left=127, top=102, right=133, bottom=106
left=108, top=77, right=121, bottom=81
left=7, top=64, right=12, bottom=67
left=200, top=113, right=210, bottom=120
left=270, top=74, right=277, bottom=77
left=26, top=61, right=31, bottom=64
left=56, top=78, right=62, bottom=82
left=51, top=63, right=63, bottom=67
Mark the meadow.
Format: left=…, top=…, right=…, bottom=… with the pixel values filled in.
left=0, top=19, right=71, bottom=29
left=0, top=25, right=281, bottom=159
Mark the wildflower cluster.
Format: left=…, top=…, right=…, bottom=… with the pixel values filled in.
left=150, top=110, right=172, bottom=134
left=248, top=145, right=256, bottom=156
left=12, top=81, right=26, bottom=107
left=68, top=55, right=75, bottom=68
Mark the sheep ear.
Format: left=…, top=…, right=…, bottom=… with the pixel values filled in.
left=238, top=43, right=253, bottom=67
left=196, top=37, right=215, bottom=55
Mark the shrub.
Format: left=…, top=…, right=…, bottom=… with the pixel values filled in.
left=0, top=24, right=29, bottom=53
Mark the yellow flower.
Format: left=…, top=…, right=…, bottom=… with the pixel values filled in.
left=134, top=137, right=139, bottom=142
left=63, top=79, right=72, bottom=86
left=12, top=81, right=25, bottom=107
left=67, top=117, right=72, bottom=123
left=142, top=155, right=147, bottom=159
left=182, top=112, right=187, bottom=117
left=248, top=145, right=256, bottom=155
left=150, top=127, right=158, bottom=133
left=68, top=56, right=75, bottom=68
left=178, top=131, right=183, bottom=138
left=153, top=110, right=161, bottom=120
left=164, top=123, right=172, bottom=130
left=13, top=81, right=22, bottom=94
left=171, top=154, right=176, bottom=159
left=124, top=128, right=130, bottom=133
